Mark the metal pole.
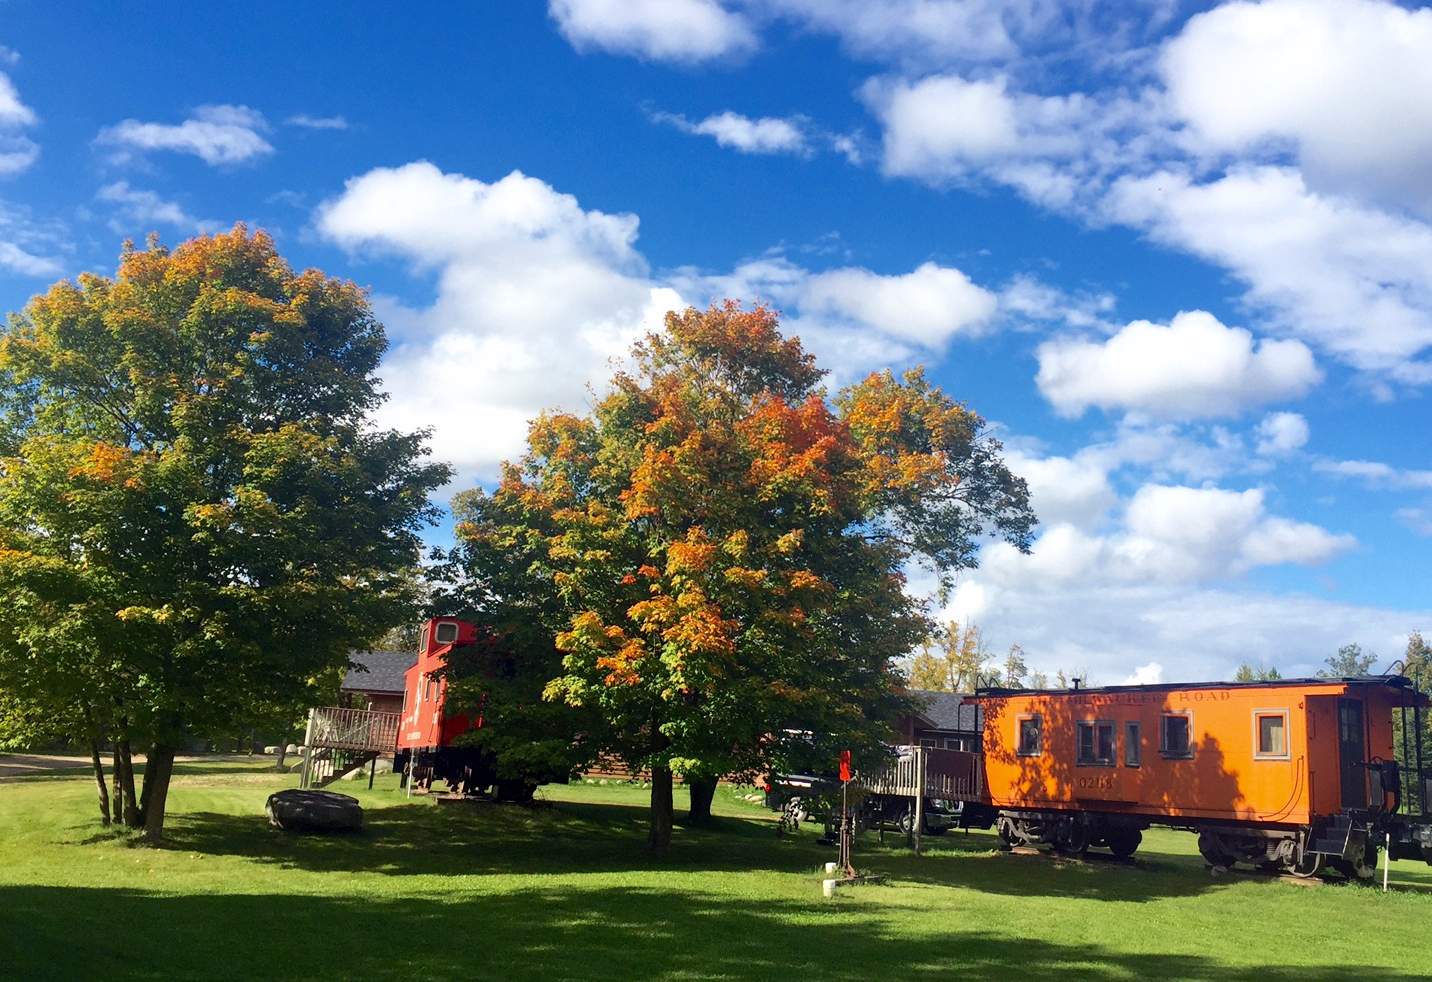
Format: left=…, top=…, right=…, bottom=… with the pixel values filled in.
left=1384, top=832, right=1391, bottom=893
left=368, top=756, right=376, bottom=790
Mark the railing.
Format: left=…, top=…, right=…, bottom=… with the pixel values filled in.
left=307, top=706, right=401, bottom=753
left=860, top=747, right=982, bottom=801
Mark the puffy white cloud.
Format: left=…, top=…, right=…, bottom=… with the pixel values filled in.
left=1163, top=0, right=1432, bottom=216
left=96, top=182, right=204, bottom=232
left=798, top=261, right=997, bottom=346
left=754, top=0, right=1021, bottom=65
left=1035, top=310, right=1319, bottom=419
left=548, top=0, right=756, bottom=62
left=1123, top=662, right=1163, bottom=685
left=0, top=240, right=60, bottom=277
left=938, top=574, right=1426, bottom=684
left=1105, top=167, right=1432, bottom=382
left=0, top=71, right=35, bottom=128
left=317, top=162, right=671, bottom=483
left=653, top=110, right=807, bottom=155
left=319, top=163, right=1009, bottom=481
left=97, top=104, right=273, bottom=165
left=1001, top=449, right=1117, bottom=528
left=0, top=70, right=38, bottom=176
left=982, top=484, right=1352, bottom=588
left=1254, top=411, right=1309, bottom=456
left=933, top=481, right=1373, bottom=682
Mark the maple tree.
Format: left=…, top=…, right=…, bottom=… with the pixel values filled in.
left=454, top=303, right=1034, bottom=849
left=0, top=228, right=448, bottom=839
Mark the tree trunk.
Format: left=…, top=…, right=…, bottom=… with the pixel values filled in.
left=686, top=775, right=717, bottom=826
left=140, top=744, right=176, bottom=842
left=118, top=737, right=140, bottom=828
left=648, top=766, right=674, bottom=853
left=110, top=741, right=123, bottom=825
left=88, top=738, right=111, bottom=827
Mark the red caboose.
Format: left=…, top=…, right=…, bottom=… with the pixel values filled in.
left=397, top=617, right=482, bottom=753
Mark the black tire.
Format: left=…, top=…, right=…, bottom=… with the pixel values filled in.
left=1197, top=831, right=1237, bottom=868
left=1054, top=819, right=1091, bottom=855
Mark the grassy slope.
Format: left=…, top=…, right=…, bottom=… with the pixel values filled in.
left=1, top=761, right=1430, bottom=981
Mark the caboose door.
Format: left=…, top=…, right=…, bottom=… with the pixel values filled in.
left=1337, top=698, right=1367, bottom=809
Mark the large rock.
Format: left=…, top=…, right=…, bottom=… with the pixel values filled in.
left=265, top=789, right=363, bottom=833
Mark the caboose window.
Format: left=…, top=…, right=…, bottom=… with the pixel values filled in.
left=1076, top=721, right=1115, bottom=766
left=1254, top=711, right=1288, bottom=759
left=1125, top=722, right=1141, bottom=767
left=1160, top=713, right=1192, bottom=758
left=434, top=621, right=459, bottom=644
left=1017, top=715, right=1042, bottom=756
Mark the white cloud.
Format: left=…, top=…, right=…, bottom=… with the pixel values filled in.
left=932, top=481, right=1375, bottom=682
left=286, top=114, right=349, bottom=130
left=1397, top=507, right=1432, bottom=537
left=0, top=46, right=19, bottom=68
left=0, top=70, right=38, bottom=176
left=1122, top=662, right=1163, bottom=685
left=982, top=484, right=1352, bottom=588
left=1313, top=458, right=1432, bottom=491
left=798, top=261, right=997, bottom=346
left=317, top=161, right=669, bottom=482
left=1104, top=167, right=1432, bottom=383
left=940, top=574, right=1426, bottom=685
left=1254, top=412, right=1309, bottom=456
left=0, top=240, right=61, bottom=277
left=0, top=71, right=36, bottom=128
left=754, top=0, right=1020, bottom=65
left=96, top=182, right=204, bottom=233
left=97, top=104, right=273, bottom=165
left=548, top=0, right=756, bottom=62
left=319, top=162, right=1008, bottom=481
left=1036, top=310, right=1319, bottom=419
left=1162, top=0, right=1432, bottom=217
left=654, top=110, right=807, bottom=155
left=1000, top=448, right=1117, bottom=529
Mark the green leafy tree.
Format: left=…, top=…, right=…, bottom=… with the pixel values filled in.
left=907, top=620, right=993, bottom=692
left=1319, top=642, right=1377, bottom=678
left=1233, top=663, right=1283, bottom=682
left=0, top=228, right=449, bottom=840
left=452, top=304, right=1034, bottom=849
left=1003, top=644, right=1028, bottom=688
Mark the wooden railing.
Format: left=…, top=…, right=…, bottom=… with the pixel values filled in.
left=860, top=746, right=982, bottom=801
left=306, top=706, right=401, bottom=753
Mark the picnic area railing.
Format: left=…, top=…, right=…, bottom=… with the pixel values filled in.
left=859, top=746, right=982, bottom=801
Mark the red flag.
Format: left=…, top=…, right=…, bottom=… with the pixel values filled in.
left=839, top=750, right=852, bottom=783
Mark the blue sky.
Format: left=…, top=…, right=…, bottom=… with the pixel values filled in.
left=1, top=1, right=1428, bottom=682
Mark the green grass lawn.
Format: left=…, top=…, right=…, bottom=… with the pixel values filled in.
left=2, top=760, right=1431, bottom=981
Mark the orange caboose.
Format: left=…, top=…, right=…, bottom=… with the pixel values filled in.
left=971, top=676, right=1430, bottom=877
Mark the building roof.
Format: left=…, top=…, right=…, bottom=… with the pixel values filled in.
left=342, top=650, right=416, bottom=695
left=910, top=690, right=983, bottom=733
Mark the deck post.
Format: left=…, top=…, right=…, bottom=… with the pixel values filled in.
left=913, top=746, right=925, bottom=857
left=299, top=708, right=316, bottom=789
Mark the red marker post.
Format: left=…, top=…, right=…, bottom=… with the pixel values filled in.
left=837, top=750, right=854, bottom=876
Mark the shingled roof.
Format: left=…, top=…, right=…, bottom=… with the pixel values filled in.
left=342, top=650, right=416, bottom=695
left=910, top=690, right=983, bottom=733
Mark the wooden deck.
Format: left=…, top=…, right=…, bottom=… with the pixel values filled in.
left=306, top=706, right=401, bottom=753
left=860, top=746, right=982, bottom=801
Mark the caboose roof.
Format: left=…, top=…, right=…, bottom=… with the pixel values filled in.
left=975, top=675, right=1417, bottom=698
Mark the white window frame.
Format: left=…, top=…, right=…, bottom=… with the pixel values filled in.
left=1253, top=708, right=1291, bottom=761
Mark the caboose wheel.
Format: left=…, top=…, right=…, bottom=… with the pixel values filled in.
left=1197, top=831, right=1237, bottom=868
left=1286, top=850, right=1322, bottom=878
left=1053, top=818, right=1090, bottom=855
left=1107, top=828, right=1141, bottom=859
